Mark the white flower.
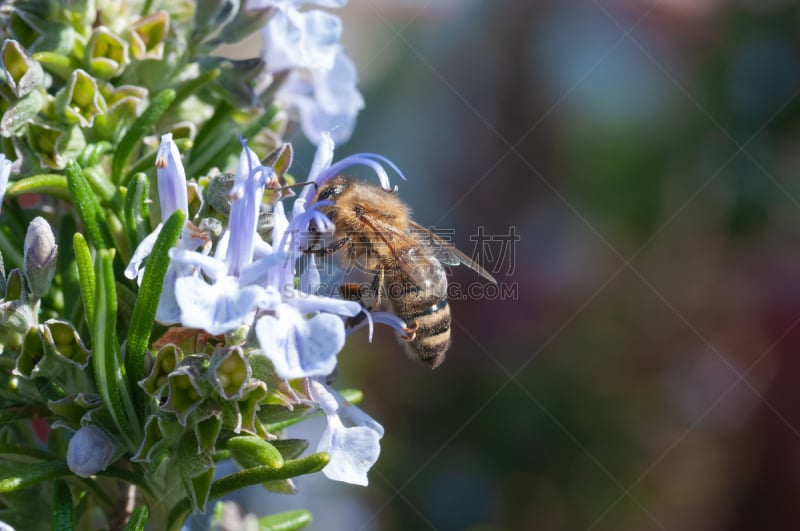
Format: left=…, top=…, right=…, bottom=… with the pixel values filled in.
left=309, top=380, right=383, bottom=486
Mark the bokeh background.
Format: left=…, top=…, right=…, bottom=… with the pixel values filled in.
left=224, top=1, right=800, bottom=530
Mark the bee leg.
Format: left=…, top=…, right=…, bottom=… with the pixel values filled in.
left=400, top=320, right=420, bottom=342
left=304, top=236, right=350, bottom=255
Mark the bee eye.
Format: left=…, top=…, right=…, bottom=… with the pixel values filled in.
left=318, top=182, right=345, bottom=201
left=354, top=205, right=365, bottom=217
left=319, top=187, right=336, bottom=200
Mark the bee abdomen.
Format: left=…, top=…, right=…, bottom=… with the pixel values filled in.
left=397, top=299, right=451, bottom=369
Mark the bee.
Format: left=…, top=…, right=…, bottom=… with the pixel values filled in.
left=308, top=176, right=496, bottom=369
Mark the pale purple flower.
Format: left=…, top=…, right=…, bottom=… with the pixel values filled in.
left=253, top=197, right=361, bottom=378
left=261, top=0, right=346, bottom=73
left=309, top=380, right=383, bottom=486
left=170, top=145, right=277, bottom=334
left=67, top=425, right=115, bottom=477
left=259, top=0, right=363, bottom=144
left=0, top=154, right=11, bottom=214
left=277, top=47, right=364, bottom=145
left=156, top=132, right=189, bottom=220
left=125, top=134, right=209, bottom=323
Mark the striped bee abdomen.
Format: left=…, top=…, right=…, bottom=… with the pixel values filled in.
left=395, top=298, right=451, bottom=369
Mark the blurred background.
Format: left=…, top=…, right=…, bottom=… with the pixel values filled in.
left=231, top=1, right=800, bottom=529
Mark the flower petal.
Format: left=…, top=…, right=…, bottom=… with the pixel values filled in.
left=300, top=254, right=321, bottom=294
left=169, top=248, right=227, bottom=281
left=318, top=415, right=380, bottom=486
left=124, top=223, right=163, bottom=281
left=156, top=133, right=189, bottom=217
left=155, top=263, right=182, bottom=324
left=263, top=8, right=342, bottom=72
left=255, top=305, right=345, bottom=379
left=175, top=275, right=264, bottom=335
left=285, top=290, right=361, bottom=317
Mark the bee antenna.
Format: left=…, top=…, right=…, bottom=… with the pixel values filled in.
left=279, top=181, right=318, bottom=192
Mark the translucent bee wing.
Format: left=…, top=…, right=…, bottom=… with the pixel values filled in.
left=408, top=220, right=496, bottom=284
left=395, top=246, right=448, bottom=300
left=357, top=214, right=449, bottom=298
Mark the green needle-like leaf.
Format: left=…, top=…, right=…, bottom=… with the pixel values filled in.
left=5, top=174, right=70, bottom=200
left=112, top=89, right=175, bottom=183
left=258, top=510, right=313, bottom=531
left=0, top=460, right=71, bottom=492
left=226, top=435, right=284, bottom=469
left=125, top=209, right=184, bottom=412
left=93, top=250, right=141, bottom=451
left=212, top=452, right=330, bottom=497
left=65, top=161, right=112, bottom=250
left=73, top=233, right=95, bottom=329
left=52, top=480, right=74, bottom=531
left=123, top=505, right=149, bottom=531
left=123, top=174, right=152, bottom=250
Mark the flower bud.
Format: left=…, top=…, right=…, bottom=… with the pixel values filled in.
left=1, top=39, right=44, bottom=98
left=85, top=27, right=130, bottom=80
left=23, top=217, right=57, bottom=298
left=42, top=319, right=91, bottom=367
left=26, top=120, right=86, bottom=169
left=94, top=84, right=146, bottom=141
left=162, top=355, right=208, bottom=425
left=67, top=425, right=115, bottom=477
left=54, top=69, right=107, bottom=127
left=127, top=11, right=170, bottom=60
left=156, top=133, right=189, bottom=218
left=209, top=347, right=250, bottom=400
left=140, top=344, right=181, bottom=398
left=236, top=381, right=267, bottom=435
